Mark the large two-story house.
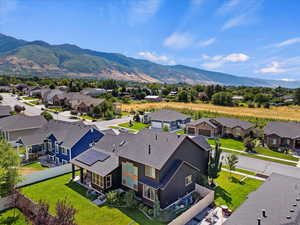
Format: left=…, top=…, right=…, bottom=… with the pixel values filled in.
left=18, top=120, right=104, bottom=163
left=71, top=129, right=210, bottom=208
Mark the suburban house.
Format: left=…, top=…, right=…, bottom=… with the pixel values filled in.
left=42, top=89, right=65, bottom=105
left=186, top=117, right=254, bottom=138
left=45, top=91, right=105, bottom=113
left=264, top=121, right=300, bottom=151
left=71, top=129, right=211, bottom=208
left=18, top=120, right=104, bottom=163
left=0, top=105, right=11, bottom=118
left=0, top=86, right=12, bottom=92
left=0, top=114, right=47, bottom=144
left=224, top=173, right=300, bottom=225
left=81, top=88, right=107, bottom=97
left=29, top=87, right=50, bottom=98
left=144, top=110, right=191, bottom=130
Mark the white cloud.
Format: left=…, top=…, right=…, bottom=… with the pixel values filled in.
left=163, top=32, right=194, bottom=49
left=222, top=14, right=247, bottom=30
left=224, top=53, right=250, bottom=62
left=257, top=61, right=286, bottom=73
left=128, top=0, right=161, bottom=25
left=272, top=37, right=300, bottom=48
left=197, top=38, right=216, bottom=47
left=191, top=0, right=204, bottom=6
left=138, top=51, right=176, bottom=65
left=216, top=0, right=240, bottom=15
left=201, top=53, right=250, bottom=69
left=280, top=78, right=296, bottom=82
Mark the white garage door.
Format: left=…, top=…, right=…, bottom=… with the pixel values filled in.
left=151, top=121, right=162, bottom=128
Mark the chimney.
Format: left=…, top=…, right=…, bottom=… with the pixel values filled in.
left=148, top=145, right=151, bottom=155
left=257, top=218, right=261, bottom=225
left=262, top=209, right=266, bottom=218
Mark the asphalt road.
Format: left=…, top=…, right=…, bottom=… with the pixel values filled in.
left=222, top=152, right=300, bottom=179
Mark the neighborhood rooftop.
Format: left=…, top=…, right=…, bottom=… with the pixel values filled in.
left=224, top=173, right=300, bottom=225
left=264, top=121, right=300, bottom=139
left=213, top=117, right=254, bottom=130
left=147, top=109, right=190, bottom=122
left=0, top=114, right=47, bottom=131
left=187, top=118, right=217, bottom=128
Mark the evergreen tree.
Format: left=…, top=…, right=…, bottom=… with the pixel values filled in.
left=207, top=141, right=223, bottom=185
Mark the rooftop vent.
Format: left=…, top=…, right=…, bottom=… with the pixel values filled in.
left=148, top=145, right=151, bottom=155
left=290, top=209, right=295, bottom=213
left=293, top=203, right=297, bottom=207
left=262, top=209, right=267, bottom=218
left=286, top=216, right=291, bottom=219
left=257, top=218, right=261, bottom=225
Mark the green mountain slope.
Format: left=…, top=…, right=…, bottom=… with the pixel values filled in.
left=0, top=33, right=298, bottom=87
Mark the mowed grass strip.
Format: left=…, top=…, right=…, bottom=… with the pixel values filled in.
left=214, top=171, right=263, bottom=210
left=122, top=102, right=300, bottom=121
left=118, top=122, right=150, bottom=131
left=20, top=173, right=163, bottom=225
left=208, top=138, right=299, bottom=162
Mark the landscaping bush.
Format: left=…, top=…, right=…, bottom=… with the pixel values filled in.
left=106, top=191, right=120, bottom=205
left=138, top=203, right=144, bottom=210
left=148, top=209, right=153, bottom=216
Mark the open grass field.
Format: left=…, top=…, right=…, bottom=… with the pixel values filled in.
left=0, top=208, right=30, bottom=225
left=20, top=173, right=163, bottom=225
left=214, top=171, right=263, bottom=210
left=122, top=102, right=300, bottom=121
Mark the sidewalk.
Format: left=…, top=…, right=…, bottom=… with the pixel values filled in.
left=221, top=168, right=266, bottom=181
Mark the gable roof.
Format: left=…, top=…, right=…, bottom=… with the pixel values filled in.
left=19, top=120, right=97, bottom=148
left=212, top=117, right=254, bottom=130
left=264, top=121, right=300, bottom=139
left=0, top=105, right=11, bottom=117
left=187, top=118, right=217, bottom=128
left=224, top=173, right=300, bottom=225
left=64, top=92, right=105, bottom=107
left=0, top=114, right=47, bottom=131
left=148, top=109, right=190, bottom=122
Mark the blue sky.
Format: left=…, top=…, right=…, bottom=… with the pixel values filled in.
left=0, top=0, right=300, bottom=81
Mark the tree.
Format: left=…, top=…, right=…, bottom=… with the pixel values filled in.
left=244, top=137, right=255, bottom=152
left=34, top=200, right=50, bottom=225
left=163, top=125, right=169, bottom=132
left=207, top=141, right=223, bottom=185
left=0, top=140, right=22, bottom=197
left=92, top=105, right=101, bottom=118
left=41, top=111, right=53, bottom=121
left=295, top=88, right=300, bottom=105
left=177, top=90, right=189, bottom=102
left=14, top=105, right=25, bottom=113
left=153, top=194, right=160, bottom=218
left=225, top=154, right=239, bottom=178
left=212, top=92, right=233, bottom=106
left=55, top=198, right=77, bottom=225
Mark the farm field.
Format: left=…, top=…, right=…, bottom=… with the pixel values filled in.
left=122, top=102, right=300, bottom=121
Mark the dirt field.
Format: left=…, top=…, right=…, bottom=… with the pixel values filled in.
left=122, top=102, right=300, bottom=121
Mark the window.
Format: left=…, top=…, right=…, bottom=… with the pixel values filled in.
left=287, top=139, right=291, bottom=145
left=272, top=138, right=277, bottom=145
left=92, top=173, right=104, bottom=188
left=106, top=175, right=112, bottom=188
left=122, top=162, right=138, bottom=191
left=55, top=142, right=59, bottom=154
left=62, top=159, right=68, bottom=165
left=143, top=184, right=156, bottom=202
left=185, top=175, right=192, bottom=186
left=145, top=165, right=156, bottom=179
left=236, top=127, right=241, bottom=136
left=61, top=147, right=69, bottom=155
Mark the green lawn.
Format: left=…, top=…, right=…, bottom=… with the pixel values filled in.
left=80, top=115, right=99, bottom=121
left=46, top=107, right=64, bottom=112
left=20, top=173, right=163, bottom=225
left=23, top=96, right=38, bottom=100
left=30, top=100, right=40, bottom=105
left=175, top=130, right=185, bottom=135
left=214, top=171, right=263, bottom=210
left=0, top=208, right=30, bottom=225
left=222, top=166, right=256, bottom=176
left=208, top=138, right=298, bottom=162
left=119, top=122, right=150, bottom=131
left=23, top=102, right=34, bottom=106
left=23, top=162, right=47, bottom=170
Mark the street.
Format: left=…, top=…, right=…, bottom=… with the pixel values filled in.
left=222, top=152, right=300, bottom=179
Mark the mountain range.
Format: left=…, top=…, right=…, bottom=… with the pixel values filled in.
left=0, top=33, right=299, bottom=88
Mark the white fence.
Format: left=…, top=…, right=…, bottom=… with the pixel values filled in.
left=0, top=195, right=13, bottom=212
left=168, top=184, right=214, bottom=225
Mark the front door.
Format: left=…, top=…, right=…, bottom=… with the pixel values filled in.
left=55, top=157, right=60, bottom=165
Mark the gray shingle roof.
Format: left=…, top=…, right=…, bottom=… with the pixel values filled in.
left=224, top=173, right=300, bottom=225
left=187, top=118, right=217, bottom=128
left=212, top=117, right=254, bottom=130
left=0, top=105, right=11, bottom=117
left=264, top=121, right=300, bottom=139
left=148, top=110, right=190, bottom=122
left=19, top=120, right=96, bottom=148
left=0, top=114, right=47, bottom=131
